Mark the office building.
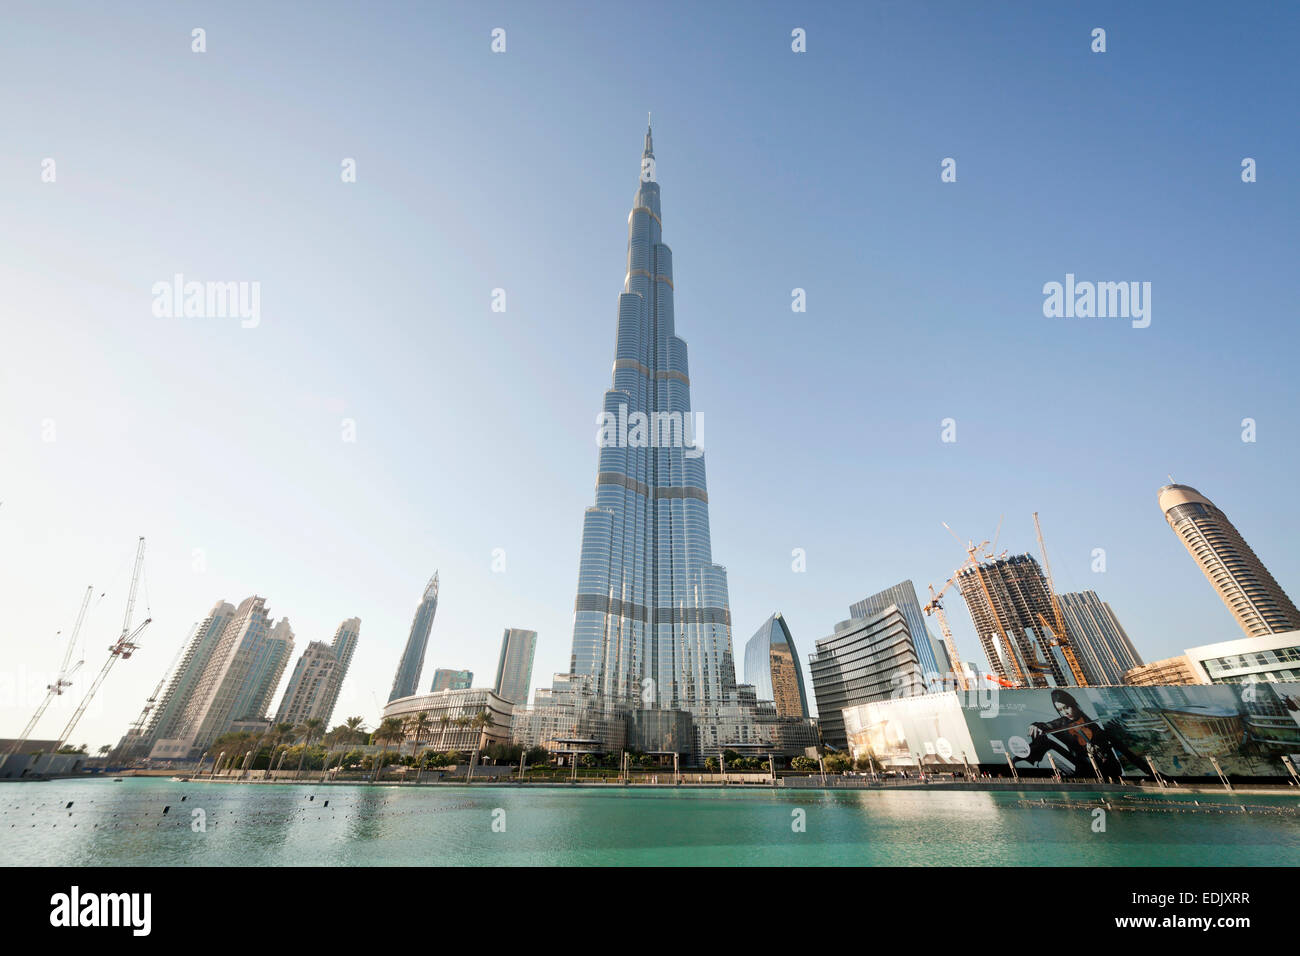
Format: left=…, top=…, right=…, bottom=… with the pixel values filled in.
left=850, top=580, right=953, bottom=680
left=430, top=668, right=473, bottom=692
left=809, top=605, right=922, bottom=750
left=493, top=628, right=537, bottom=706
left=1160, top=483, right=1300, bottom=638
left=1057, top=591, right=1143, bottom=685
left=388, top=573, right=439, bottom=703
left=743, top=613, right=810, bottom=718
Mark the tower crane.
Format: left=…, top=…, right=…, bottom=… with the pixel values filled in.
left=57, top=538, right=152, bottom=747
left=4, top=585, right=95, bottom=757
left=1032, top=512, right=1090, bottom=686
left=922, top=578, right=970, bottom=692
left=935, top=525, right=1032, bottom=688
left=115, top=622, right=195, bottom=762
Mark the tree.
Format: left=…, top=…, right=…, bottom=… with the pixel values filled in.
left=344, top=716, right=368, bottom=745
left=294, top=718, right=325, bottom=777
left=407, top=711, right=432, bottom=761
left=791, top=756, right=816, bottom=772
left=97, top=745, right=111, bottom=757
left=372, top=717, right=406, bottom=781
left=437, top=714, right=452, bottom=749
left=824, top=753, right=851, bottom=774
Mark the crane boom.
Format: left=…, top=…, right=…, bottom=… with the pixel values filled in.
left=922, top=580, right=970, bottom=692
left=4, top=586, right=94, bottom=757
left=1032, top=512, right=1089, bottom=686
left=56, top=538, right=151, bottom=747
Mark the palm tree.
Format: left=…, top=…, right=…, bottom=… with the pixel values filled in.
left=261, top=722, right=294, bottom=778
left=407, top=712, right=432, bottom=782
left=371, top=717, right=405, bottom=782
left=294, top=718, right=325, bottom=778
left=344, top=716, right=367, bottom=745
left=437, top=714, right=452, bottom=749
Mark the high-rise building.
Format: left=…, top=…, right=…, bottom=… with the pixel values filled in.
left=139, top=601, right=237, bottom=753
left=1057, top=591, right=1142, bottom=685
left=430, top=668, right=473, bottom=692
left=274, top=617, right=360, bottom=728
left=1159, top=483, right=1300, bottom=638
left=562, top=124, right=743, bottom=755
left=957, top=554, right=1071, bottom=688
left=850, top=581, right=953, bottom=680
left=743, top=613, right=810, bottom=718
left=494, top=628, right=537, bottom=706
left=170, top=596, right=294, bottom=753
left=388, top=573, right=439, bottom=703
left=808, top=605, right=921, bottom=750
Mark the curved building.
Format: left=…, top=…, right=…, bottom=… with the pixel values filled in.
left=743, top=613, right=810, bottom=718
left=388, top=573, right=439, bottom=703
left=1159, top=484, right=1300, bottom=638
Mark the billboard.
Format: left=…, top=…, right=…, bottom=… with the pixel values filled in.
left=843, top=682, right=1300, bottom=779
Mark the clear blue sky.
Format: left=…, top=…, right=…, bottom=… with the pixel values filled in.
left=2, top=1, right=1297, bottom=747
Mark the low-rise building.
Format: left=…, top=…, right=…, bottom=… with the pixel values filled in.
left=382, top=688, right=514, bottom=753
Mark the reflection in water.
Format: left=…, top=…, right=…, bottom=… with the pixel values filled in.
left=1, top=779, right=1296, bottom=866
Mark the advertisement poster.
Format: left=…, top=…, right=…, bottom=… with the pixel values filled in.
left=845, top=682, right=1300, bottom=778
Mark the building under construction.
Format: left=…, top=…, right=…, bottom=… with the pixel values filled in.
left=956, top=554, right=1073, bottom=688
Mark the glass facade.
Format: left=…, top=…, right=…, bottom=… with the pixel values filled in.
left=388, top=573, right=439, bottom=703
left=430, top=668, right=473, bottom=692
left=568, top=125, right=736, bottom=716
left=849, top=580, right=951, bottom=680
left=493, top=628, right=538, bottom=706
left=809, top=606, right=922, bottom=749
left=1057, top=591, right=1142, bottom=685
left=743, top=613, right=810, bottom=718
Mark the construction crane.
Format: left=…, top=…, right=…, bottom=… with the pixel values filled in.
left=922, top=578, right=970, bottom=692
left=115, top=622, right=194, bottom=763
left=4, top=585, right=95, bottom=757
left=938, top=525, right=1031, bottom=688
left=56, top=538, right=152, bottom=748
left=1032, top=512, right=1089, bottom=686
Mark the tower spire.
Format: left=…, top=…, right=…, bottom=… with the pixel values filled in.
left=643, top=114, right=654, bottom=159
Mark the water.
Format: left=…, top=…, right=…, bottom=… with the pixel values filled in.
left=2, top=778, right=1298, bottom=866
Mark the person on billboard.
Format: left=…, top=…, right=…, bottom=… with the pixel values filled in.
left=1018, top=689, right=1146, bottom=779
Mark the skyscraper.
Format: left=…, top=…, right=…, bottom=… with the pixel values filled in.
left=388, top=573, right=439, bottom=703
left=1057, top=591, right=1142, bottom=685
left=430, top=668, right=473, bottom=692
left=743, top=613, right=810, bottom=719
left=140, top=600, right=237, bottom=752
left=1159, top=483, right=1300, bottom=638
left=174, top=596, right=294, bottom=752
left=568, top=124, right=736, bottom=719
left=956, top=554, right=1069, bottom=688
left=850, top=580, right=952, bottom=679
left=493, top=628, right=537, bottom=706
left=809, top=606, right=920, bottom=749
left=274, top=617, right=360, bottom=727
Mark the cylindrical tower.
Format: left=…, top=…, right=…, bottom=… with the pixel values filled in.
left=1159, top=483, right=1300, bottom=637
